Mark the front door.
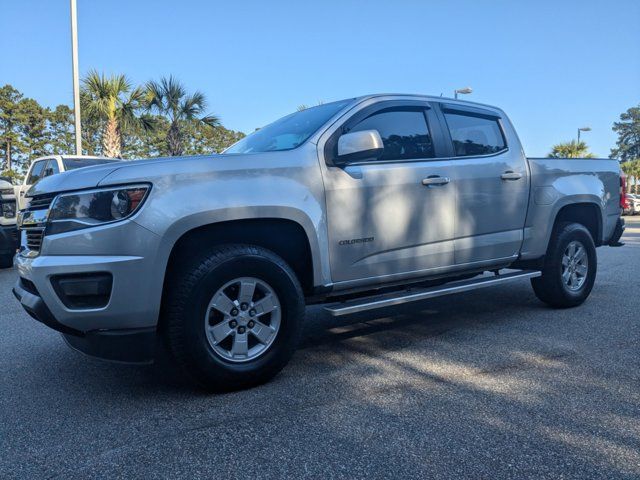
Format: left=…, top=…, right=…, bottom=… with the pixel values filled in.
left=17, top=159, right=48, bottom=210
left=320, top=101, right=457, bottom=285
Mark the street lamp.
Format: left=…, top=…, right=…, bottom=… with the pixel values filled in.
left=577, top=127, right=591, bottom=144
left=454, top=87, right=473, bottom=99
left=70, top=0, right=82, bottom=155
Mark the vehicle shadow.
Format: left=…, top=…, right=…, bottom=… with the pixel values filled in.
left=6, top=266, right=639, bottom=478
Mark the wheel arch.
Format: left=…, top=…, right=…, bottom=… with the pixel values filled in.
left=551, top=202, right=603, bottom=247
left=160, top=215, right=318, bottom=300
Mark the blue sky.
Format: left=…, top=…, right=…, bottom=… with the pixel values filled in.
left=2, top=0, right=638, bottom=157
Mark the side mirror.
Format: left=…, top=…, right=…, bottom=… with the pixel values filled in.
left=336, top=129, right=384, bottom=164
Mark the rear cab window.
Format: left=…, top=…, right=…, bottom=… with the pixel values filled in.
left=442, top=108, right=507, bottom=157
left=62, top=158, right=120, bottom=170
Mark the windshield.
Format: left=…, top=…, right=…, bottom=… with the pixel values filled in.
left=225, top=100, right=353, bottom=154
left=63, top=158, right=120, bottom=170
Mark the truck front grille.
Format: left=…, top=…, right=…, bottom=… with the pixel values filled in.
left=25, top=194, right=56, bottom=211
left=25, top=228, right=45, bottom=253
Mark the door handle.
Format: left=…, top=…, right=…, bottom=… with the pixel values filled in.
left=501, top=171, right=522, bottom=181
left=422, top=176, right=450, bottom=187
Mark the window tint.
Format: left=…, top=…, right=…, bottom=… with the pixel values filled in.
left=43, top=160, right=60, bottom=177
left=349, top=109, right=434, bottom=161
left=444, top=112, right=506, bottom=157
left=27, top=161, right=47, bottom=184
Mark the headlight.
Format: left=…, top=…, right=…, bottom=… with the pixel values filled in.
left=47, top=184, right=150, bottom=235
left=2, top=201, right=16, bottom=218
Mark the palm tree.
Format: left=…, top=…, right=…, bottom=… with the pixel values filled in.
left=145, top=76, right=220, bottom=156
left=621, top=159, right=640, bottom=194
left=548, top=140, right=596, bottom=159
left=81, top=71, right=151, bottom=158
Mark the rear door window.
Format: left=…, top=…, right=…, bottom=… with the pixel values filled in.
left=443, top=111, right=506, bottom=157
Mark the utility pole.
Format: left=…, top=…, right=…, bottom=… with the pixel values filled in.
left=70, top=0, right=82, bottom=155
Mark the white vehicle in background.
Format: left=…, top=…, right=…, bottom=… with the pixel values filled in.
left=0, top=176, right=18, bottom=267
left=624, top=194, right=640, bottom=215
left=17, top=156, right=121, bottom=210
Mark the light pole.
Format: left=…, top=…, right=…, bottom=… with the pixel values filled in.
left=70, top=0, right=82, bottom=155
left=577, top=127, right=591, bottom=144
left=454, top=87, right=472, bottom=99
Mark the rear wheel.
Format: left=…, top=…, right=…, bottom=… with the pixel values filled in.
left=531, top=222, right=597, bottom=308
left=162, top=244, right=305, bottom=392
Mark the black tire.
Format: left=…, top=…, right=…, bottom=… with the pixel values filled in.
left=531, top=222, right=597, bottom=308
left=161, top=244, right=305, bottom=392
left=0, top=254, right=13, bottom=269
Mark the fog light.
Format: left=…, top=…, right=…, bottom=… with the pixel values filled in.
left=51, top=273, right=113, bottom=309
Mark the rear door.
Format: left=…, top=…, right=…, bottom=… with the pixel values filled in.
left=436, top=103, right=529, bottom=264
left=320, top=100, right=457, bottom=285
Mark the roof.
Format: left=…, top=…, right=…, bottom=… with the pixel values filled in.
left=30, top=154, right=120, bottom=162
left=353, top=93, right=502, bottom=111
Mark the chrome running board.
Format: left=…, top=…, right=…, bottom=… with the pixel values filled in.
left=324, top=270, right=541, bottom=317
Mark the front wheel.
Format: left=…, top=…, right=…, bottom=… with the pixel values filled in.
left=162, top=245, right=305, bottom=392
left=531, top=222, right=597, bottom=308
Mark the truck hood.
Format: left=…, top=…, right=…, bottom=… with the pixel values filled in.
left=0, top=178, right=14, bottom=191
left=26, top=153, right=291, bottom=197
left=27, top=162, right=125, bottom=197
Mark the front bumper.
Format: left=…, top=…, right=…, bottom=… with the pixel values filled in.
left=12, top=218, right=164, bottom=362
left=13, top=278, right=155, bottom=362
left=0, top=223, right=19, bottom=256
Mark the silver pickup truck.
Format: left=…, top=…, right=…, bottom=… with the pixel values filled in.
left=13, top=94, right=625, bottom=391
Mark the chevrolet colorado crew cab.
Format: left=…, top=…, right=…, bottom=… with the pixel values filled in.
left=13, top=94, right=625, bottom=391
left=0, top=176, right=19, bottom=267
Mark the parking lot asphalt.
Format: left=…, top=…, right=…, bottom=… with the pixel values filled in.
left=1, top=216, right=639, bottom=479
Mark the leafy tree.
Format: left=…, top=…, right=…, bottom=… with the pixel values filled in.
left=121, top=115, right=169, bottom=158
left=0, top=81, right=244, bottom=171
left=145, top=76, right=220, bottom=156
left=47, top=105, right=75, bottom=155
left=0, top=84, right=25, bottom=171
left=16, top=98, right=48, bottom=160
left=81, top=70, right=151, bottom=158
left=79, top=90, right=103, bottom=156
left=181, top=122, right=245, bottom=155
left=610, top=105, right=640, bottom=161
left=548, top=140, right=596, bottom=158
left=0, top=168, right=23, bottom=183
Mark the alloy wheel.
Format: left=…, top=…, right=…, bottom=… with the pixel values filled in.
left=204, top=277, right=281, bottom=362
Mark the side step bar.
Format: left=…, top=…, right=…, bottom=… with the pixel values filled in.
left=324, top=270, right=541, bottom=317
